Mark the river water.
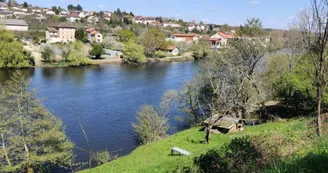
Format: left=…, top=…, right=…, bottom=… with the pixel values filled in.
left=0, top=61, right=199, bottom=163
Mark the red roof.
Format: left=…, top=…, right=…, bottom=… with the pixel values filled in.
left=69, top=13, right=79, bottom=18
left=91, top=30, right=99, bottom=35
left=173, top=33, right=199, bottom=37
left=85, top=28, right=96, bottom=32
left=166, top=46, right=177, bottom=50
left=202, top=35, right=210, bottom=40
left=218, top=32, right=235, bottom=39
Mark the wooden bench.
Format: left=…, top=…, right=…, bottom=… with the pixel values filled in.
left=171, top=147, right=191, bottom=156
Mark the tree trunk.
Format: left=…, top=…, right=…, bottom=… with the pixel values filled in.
left=1, top=134, right=12, bottom=167
left=317, top=86, right=323, bottom=137
left=188, top=84, right=199, bottom=123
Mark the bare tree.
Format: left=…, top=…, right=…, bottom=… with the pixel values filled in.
left=297, top=0, right=328, bottom=136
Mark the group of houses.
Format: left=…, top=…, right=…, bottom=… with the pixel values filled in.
left=45, top=26, right=103, bottom=43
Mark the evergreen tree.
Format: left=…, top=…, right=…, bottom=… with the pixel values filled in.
left=76, top=4, right=83, bottom=11
left=0, top=71, right=74, bottom=172
left=75, top=28, right=86, bottom=42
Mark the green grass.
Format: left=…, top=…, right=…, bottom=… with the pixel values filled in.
left=79, top=118, right=319, bottom=173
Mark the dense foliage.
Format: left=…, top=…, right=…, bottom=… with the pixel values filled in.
left=0, top=71, right=74, bottom=172
left=118, top=29, right=136, bottom=43
left=122, top=41, right=146, bottom=64
left=0, top=29, right=33, bottom=68
left=89, top=44, right=105, bottom=59
left=142, top=28, right=167, bottom=57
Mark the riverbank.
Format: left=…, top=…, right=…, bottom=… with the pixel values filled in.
left=79, top=117, right=327, bottom=173
left=24, top=45, right=194, bottom=67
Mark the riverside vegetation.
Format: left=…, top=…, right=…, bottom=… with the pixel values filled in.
left=2, top=0, right=328, bottom=172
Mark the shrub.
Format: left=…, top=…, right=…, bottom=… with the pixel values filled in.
left=41, top=46, right=55, bottom=62
left=194, top=149, right=228, bottom=173
left=132, top=104, right=169, bottom=145
left=155, top=50, right=166, bottom=58
left=92, top=150, right=111, bottom=166
left=122, top=41, right=146, bottom=64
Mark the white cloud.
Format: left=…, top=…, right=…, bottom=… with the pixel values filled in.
left=201, top=18, right=211, bottom=22
left=248, top=1, right=260, bottom=4
left=98, top=4, right=106, bottom=8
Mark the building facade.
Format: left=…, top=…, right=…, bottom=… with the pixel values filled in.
left=0, top=19, right=28, bottom=31
left=46, top=26, right=76, bottom=43
left=85, top=28, right=103, bottom=43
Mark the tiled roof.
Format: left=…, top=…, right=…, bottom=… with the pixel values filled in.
left=173, top=33, right=199, bottom=37
left=166, top=46, right=177, bottom=50
left=85, top=28, right=96, bottom=32
left=91, top=30, right=99, bottom=35
left=218, top=32, right=235, bottom=39
left=0, top=19, right=27, bottom=26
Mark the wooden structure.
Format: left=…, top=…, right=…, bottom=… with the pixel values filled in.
left=171, top=147, right=191, bottom=156
left=204, top=115, right=244, bottom=133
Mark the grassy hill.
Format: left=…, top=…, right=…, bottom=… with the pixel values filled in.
left=80, top=117, right=328, bottom=173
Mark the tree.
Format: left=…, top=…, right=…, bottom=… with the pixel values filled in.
left=118, top=29, right=136, bottom=43
left=132, top=104, right=169, bottom=145
left=22, top=2, right=28, bottom=8
left=115, top=8, right=122, bottom=16
left=129, top=12, right=134, bottom=17
left=75, top=28, right=86, bottom=42
left=295, top=0, right=328, bottom=136
left=102, top=36, right=124, bottom=51
left=238, top=18, right=265, bottom=37
left=41, top=46, right=55, bottom=63
left=0, top=29, right=31, bottom=68
left=76, top=4, right=83, bottom=11
left=142, top=28, right=167, bottom=57
left=89, top=44, right=105, bottom=59
left=67, top=4, right=74, bottom=11
left=59, top=16, right=67, bottom=22
left=66, top=41, right=91, bottom=66
left=0, top=71, right=74, bottom=172
left=122, top=41, right=146, bottom=64
left=7, top=0, right=17, bottom=7
left=52, top=6, right=57, bottom=13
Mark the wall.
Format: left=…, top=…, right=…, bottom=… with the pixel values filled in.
left=5, top=25, right=28, bottom=31
left=59, top=28, right=76, bottom=43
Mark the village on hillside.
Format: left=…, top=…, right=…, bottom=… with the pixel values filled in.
left=0, top=0, right=279, bottom=67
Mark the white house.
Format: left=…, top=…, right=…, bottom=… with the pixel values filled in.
left=168, top=33, right=199, bottom=43
left=210, top=31, right=236, bottom=48
left=87, top=16, right=99, bottom=23
left=46, top=10, right=56, bottom=15
left=79, top=11, right=86, bottom=18
left=68, top=13, right=79, bottom=22
left=85, top=28, right=103, bottom=43
left=166, top=46, right=180, bottom=56
left=0, top=19, right=28, bottom=31
left=46, top=26, right=76, bottom=43
left=187, top=24, right=207, bottom=31
left=163, top=23, right=181, bottom=28
left=0, top=11, right=13, bottom=19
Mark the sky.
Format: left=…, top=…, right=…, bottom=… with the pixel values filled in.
left=19, top=0, right=312, bottom=29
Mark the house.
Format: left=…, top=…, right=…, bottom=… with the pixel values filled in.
left=79, top=11, right=86, bottom=18
left=165, top=46, right=179, bottom=56
left=46, top=26, right=76, bottom=43
left=210, top=31, right=236, bottom=48
left=187, top=24, right=207, bottom=31
left=87, top=16, right=99, bottom=23
left=85, top=28, right=103, bottom=43
left=168, top=33, right=199, bottom=43
left=134, top=16, right=156, bottom=25
left=46, top=10, right=56, bottom=15
left=101, top=13, right=111, bottom=21
left=0, top=11, right=13, bottom=19
left=68, top=12, right=79, bottom=22
left=0, top=19, right=28, bottom=31
left=163, top=23, right=181, bottom=28
left=204, top=115, right=244, bottom=134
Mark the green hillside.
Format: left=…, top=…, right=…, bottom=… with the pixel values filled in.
left=80, top=117, right=328, bottom=173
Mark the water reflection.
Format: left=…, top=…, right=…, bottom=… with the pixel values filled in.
left=0, top=68, right=35, bottom=83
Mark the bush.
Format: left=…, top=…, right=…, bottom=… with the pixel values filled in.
left=194, top=136, right=263, bottom=173
left=155, top=50, right=166, bottom=58
left=122, top=41, right=146, bottom=64
left=132, top=104, right=169, bottom=145
left=41, top=46, right=55, bottom=62
left=89, top=44, right=105, bottom=59
left=92, top=150, right=111, bottom=166
left=194, top=149, right=228, bottom=173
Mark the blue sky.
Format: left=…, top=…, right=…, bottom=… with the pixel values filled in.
left=20, top=0, right=311, bottom=29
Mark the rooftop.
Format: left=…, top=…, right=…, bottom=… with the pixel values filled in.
left=173, top=33, right=199, bottom=37
left=0, top=19, right=27, bottom=26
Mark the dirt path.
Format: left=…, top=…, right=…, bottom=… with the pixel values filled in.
left=24, top=45, right=43, bottom=67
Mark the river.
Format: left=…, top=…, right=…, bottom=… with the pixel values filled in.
left=0, top=61, right=199, bottom=163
